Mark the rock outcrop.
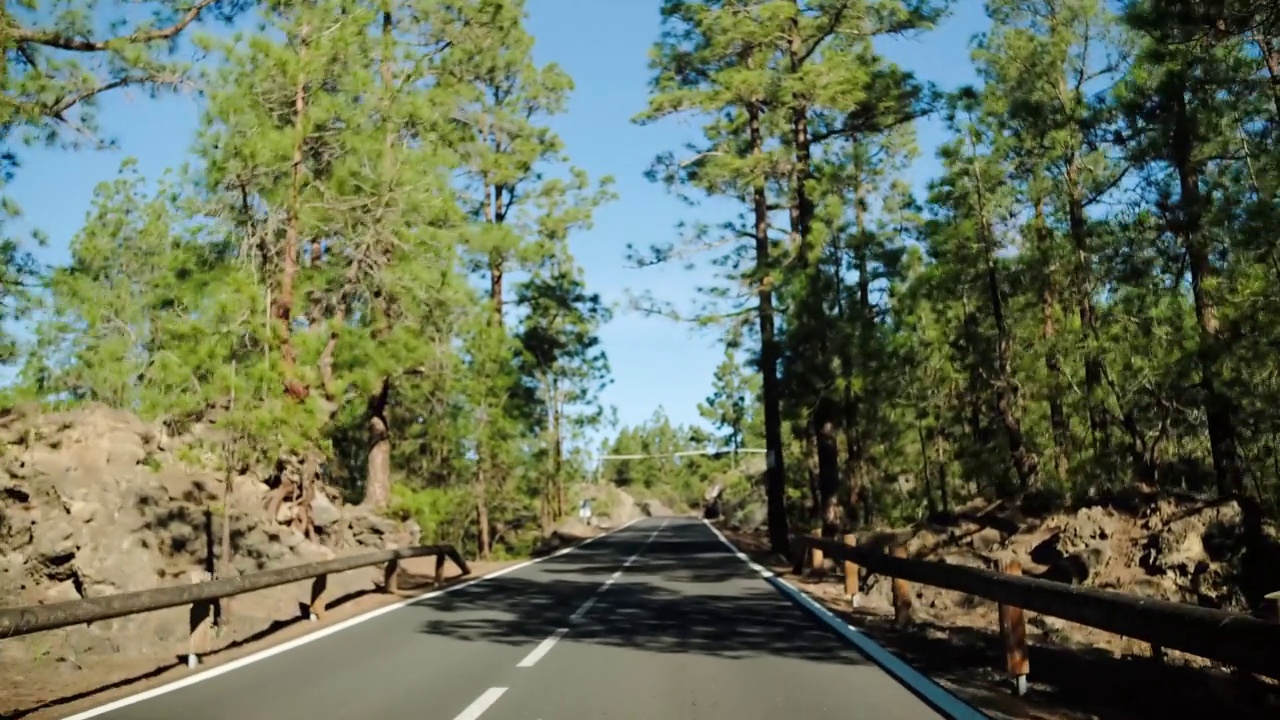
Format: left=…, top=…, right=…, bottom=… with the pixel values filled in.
left=0, top=404, right=418, bottom=666
left=845, top=491, right=1280, bottom=633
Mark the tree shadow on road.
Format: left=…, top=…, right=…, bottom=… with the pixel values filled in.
left=821, top=602, right=1280, bottom=720
left=412, top=529, right=886, bottom=669
left=409, top=522, right=1280, bottom=720
left=2, top=568, right=474, bottom=719
left=725, top=528, right=1280, bottom=720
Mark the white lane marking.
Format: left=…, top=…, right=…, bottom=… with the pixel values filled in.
left=59, top=518, right=649, bottom=720
left=568, top=595, right=597, bottom=622
left=699, top=519, right=986, bottom=720
left=452, top=687, right=508, bottom=720
left=571, top=519, right=668, bottom=622
left=517, top=627, right=569, bottom=667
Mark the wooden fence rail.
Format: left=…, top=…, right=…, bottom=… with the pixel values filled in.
left=792, top=534, right=1280, bottom=689
left=0, top=544, right=470, bottom=647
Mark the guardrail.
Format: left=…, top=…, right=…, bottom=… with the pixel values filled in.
left=791, top=533, right=1280, bottom=695
left=0, top=544, right=469, bottom=666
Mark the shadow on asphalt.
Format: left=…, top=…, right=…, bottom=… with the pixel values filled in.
left=6, top=570, right=466, bottom=719
left=412, top=520, right=877, bottom=668
left=843, top=607, right=1280, bottom=720
left=729, top=530, right=1280, bottom=720
left=408, top=519, right=1280, bottom=720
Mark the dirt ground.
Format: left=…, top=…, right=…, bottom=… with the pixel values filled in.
left=1, top=557, right=518, bottom=720
left=721, top=529, right=1280, bottom=720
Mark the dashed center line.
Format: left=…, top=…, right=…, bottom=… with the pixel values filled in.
left=517, top=627, right=569, bottom=667
left=574, top=520, right=666, bottom=615
left=568, top=595, right=598, bottom=621
left=520, top=520, right=668, bottom=669
left=454, top=524, right=669, bottom=717
left=452, top=687, right=507, bottom=720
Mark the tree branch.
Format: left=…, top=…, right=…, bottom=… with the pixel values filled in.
left=12, top=0, right=219, bottom=52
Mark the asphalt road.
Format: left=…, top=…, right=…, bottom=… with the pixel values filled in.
left=70, top=517, right=984, bottom=720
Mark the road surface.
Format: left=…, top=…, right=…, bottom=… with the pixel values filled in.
left=68, top=518, right=985, bottom=720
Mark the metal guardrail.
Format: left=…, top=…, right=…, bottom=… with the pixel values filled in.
left=0, top=543, right=469, bottom=662
left=792, top=533, right=1280, bottom=691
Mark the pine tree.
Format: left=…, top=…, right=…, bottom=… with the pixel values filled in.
left=698, top=329, right=761, bottom=467
left=515, top=214, right=613, bottom=523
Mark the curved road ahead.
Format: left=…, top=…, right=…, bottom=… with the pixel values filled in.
left=67, top=518, right=986, bottom=720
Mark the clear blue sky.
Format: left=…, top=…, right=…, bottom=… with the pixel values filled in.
left=9, top=0, right=986, bottom=435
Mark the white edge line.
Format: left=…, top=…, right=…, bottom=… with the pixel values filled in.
left=452, top=686, right=508, bottom=720
left=60, top=517, right=648, bottom=720
left=700, top=519, right=989, bottom=720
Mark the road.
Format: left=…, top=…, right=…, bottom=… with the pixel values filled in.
left=67, top=518, right=985, bottom=720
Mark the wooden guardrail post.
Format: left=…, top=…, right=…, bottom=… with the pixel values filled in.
left=444, top=545, right=472, bottom=577
left=808, top=528, right=824, bottom=577
left=790, top=537, right=807, bottom=576
left=1265, top=591, right=1280, bottom=623
left=308, top=574, right=329, bottom=621
left=843, top=533, right=860, bottom=607
left=188, top=575, right=215, bottom=668
left=434, top=552, right=447, bottom=585
left=383, top=558, right=400, bottom=594
left=890, top=544, right=912, bottom=628
left=997, top=558, right=1030, bottom=696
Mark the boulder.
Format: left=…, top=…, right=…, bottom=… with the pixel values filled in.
left=641, top=498, right=672, bottom=517
left=1030, top=506, right=1119, bottom=585
left=311, top=493, right=343, bottom=529
left=1142, top=501, right=1243, bottom=576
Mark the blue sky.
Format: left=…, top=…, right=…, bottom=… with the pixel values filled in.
left=9, top=0, right=986, bottom=436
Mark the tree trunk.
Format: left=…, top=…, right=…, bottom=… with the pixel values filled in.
left=362, top=378, right=392, bottom=509
left=971, top=157, right=1038, bottom=491
left=835, top=286, right=862, bottom=523
left=1254, top=36, right=1280, bottom=118
left=837, top=179, right=870, bottom=527
left=1061, top=175, right=1105, bottom=454
left=319, top=308, right=344, bottom=401
left=488, top=176, right=507, bottom=322
left=748, top=90, right=789, bottom=555
left=221, top=473, right=233, bottom=577
left=359, top=12, right=400, bottom=512
left=814, top=406, right=842, bottom=535
left=275, top=22, right=309, bottom=402
left=918, top=422, right=936, bottom=516
left=804, top=429, right=820, bottom=520
left=960, top=298, right=989, bottom=454
left=1032, top=199, right=1070, bottom=481
left=553, top=383, right=565, bottom=520
left=476, top=169, right=506, bottom=546
left=787, top=18, right=839, bottom=535
left=1170, top=76, right=1242, bottom=497
left=935, top=429, right=951, bottom=513
left=476, top=463, right=491, bottom=559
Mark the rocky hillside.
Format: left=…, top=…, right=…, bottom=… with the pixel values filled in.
left=0, top=404, right=419, bottom=665
left=719, top=477, right=1280, bottom=663
left=869, top=490, right=1280, bottom=614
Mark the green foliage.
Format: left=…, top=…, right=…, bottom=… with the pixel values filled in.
left=629, top=0, right=1280, bottom=535
left=697, top=329, right=763, bottom=458
left=388, top=483, right=476, bottom=548
left=17, top=0, right=1280, bottom=575
left=600, top=407, right=747, bottom=511
left=9, top=0, right=612, bottom=560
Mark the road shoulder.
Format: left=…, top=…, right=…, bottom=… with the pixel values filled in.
left=716, top=526, right=1280, bottom=720
left=3, top=558, right=516, bottom=720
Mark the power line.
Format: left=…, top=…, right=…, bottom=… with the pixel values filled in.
left=598, top=448, right=765, bottom=461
